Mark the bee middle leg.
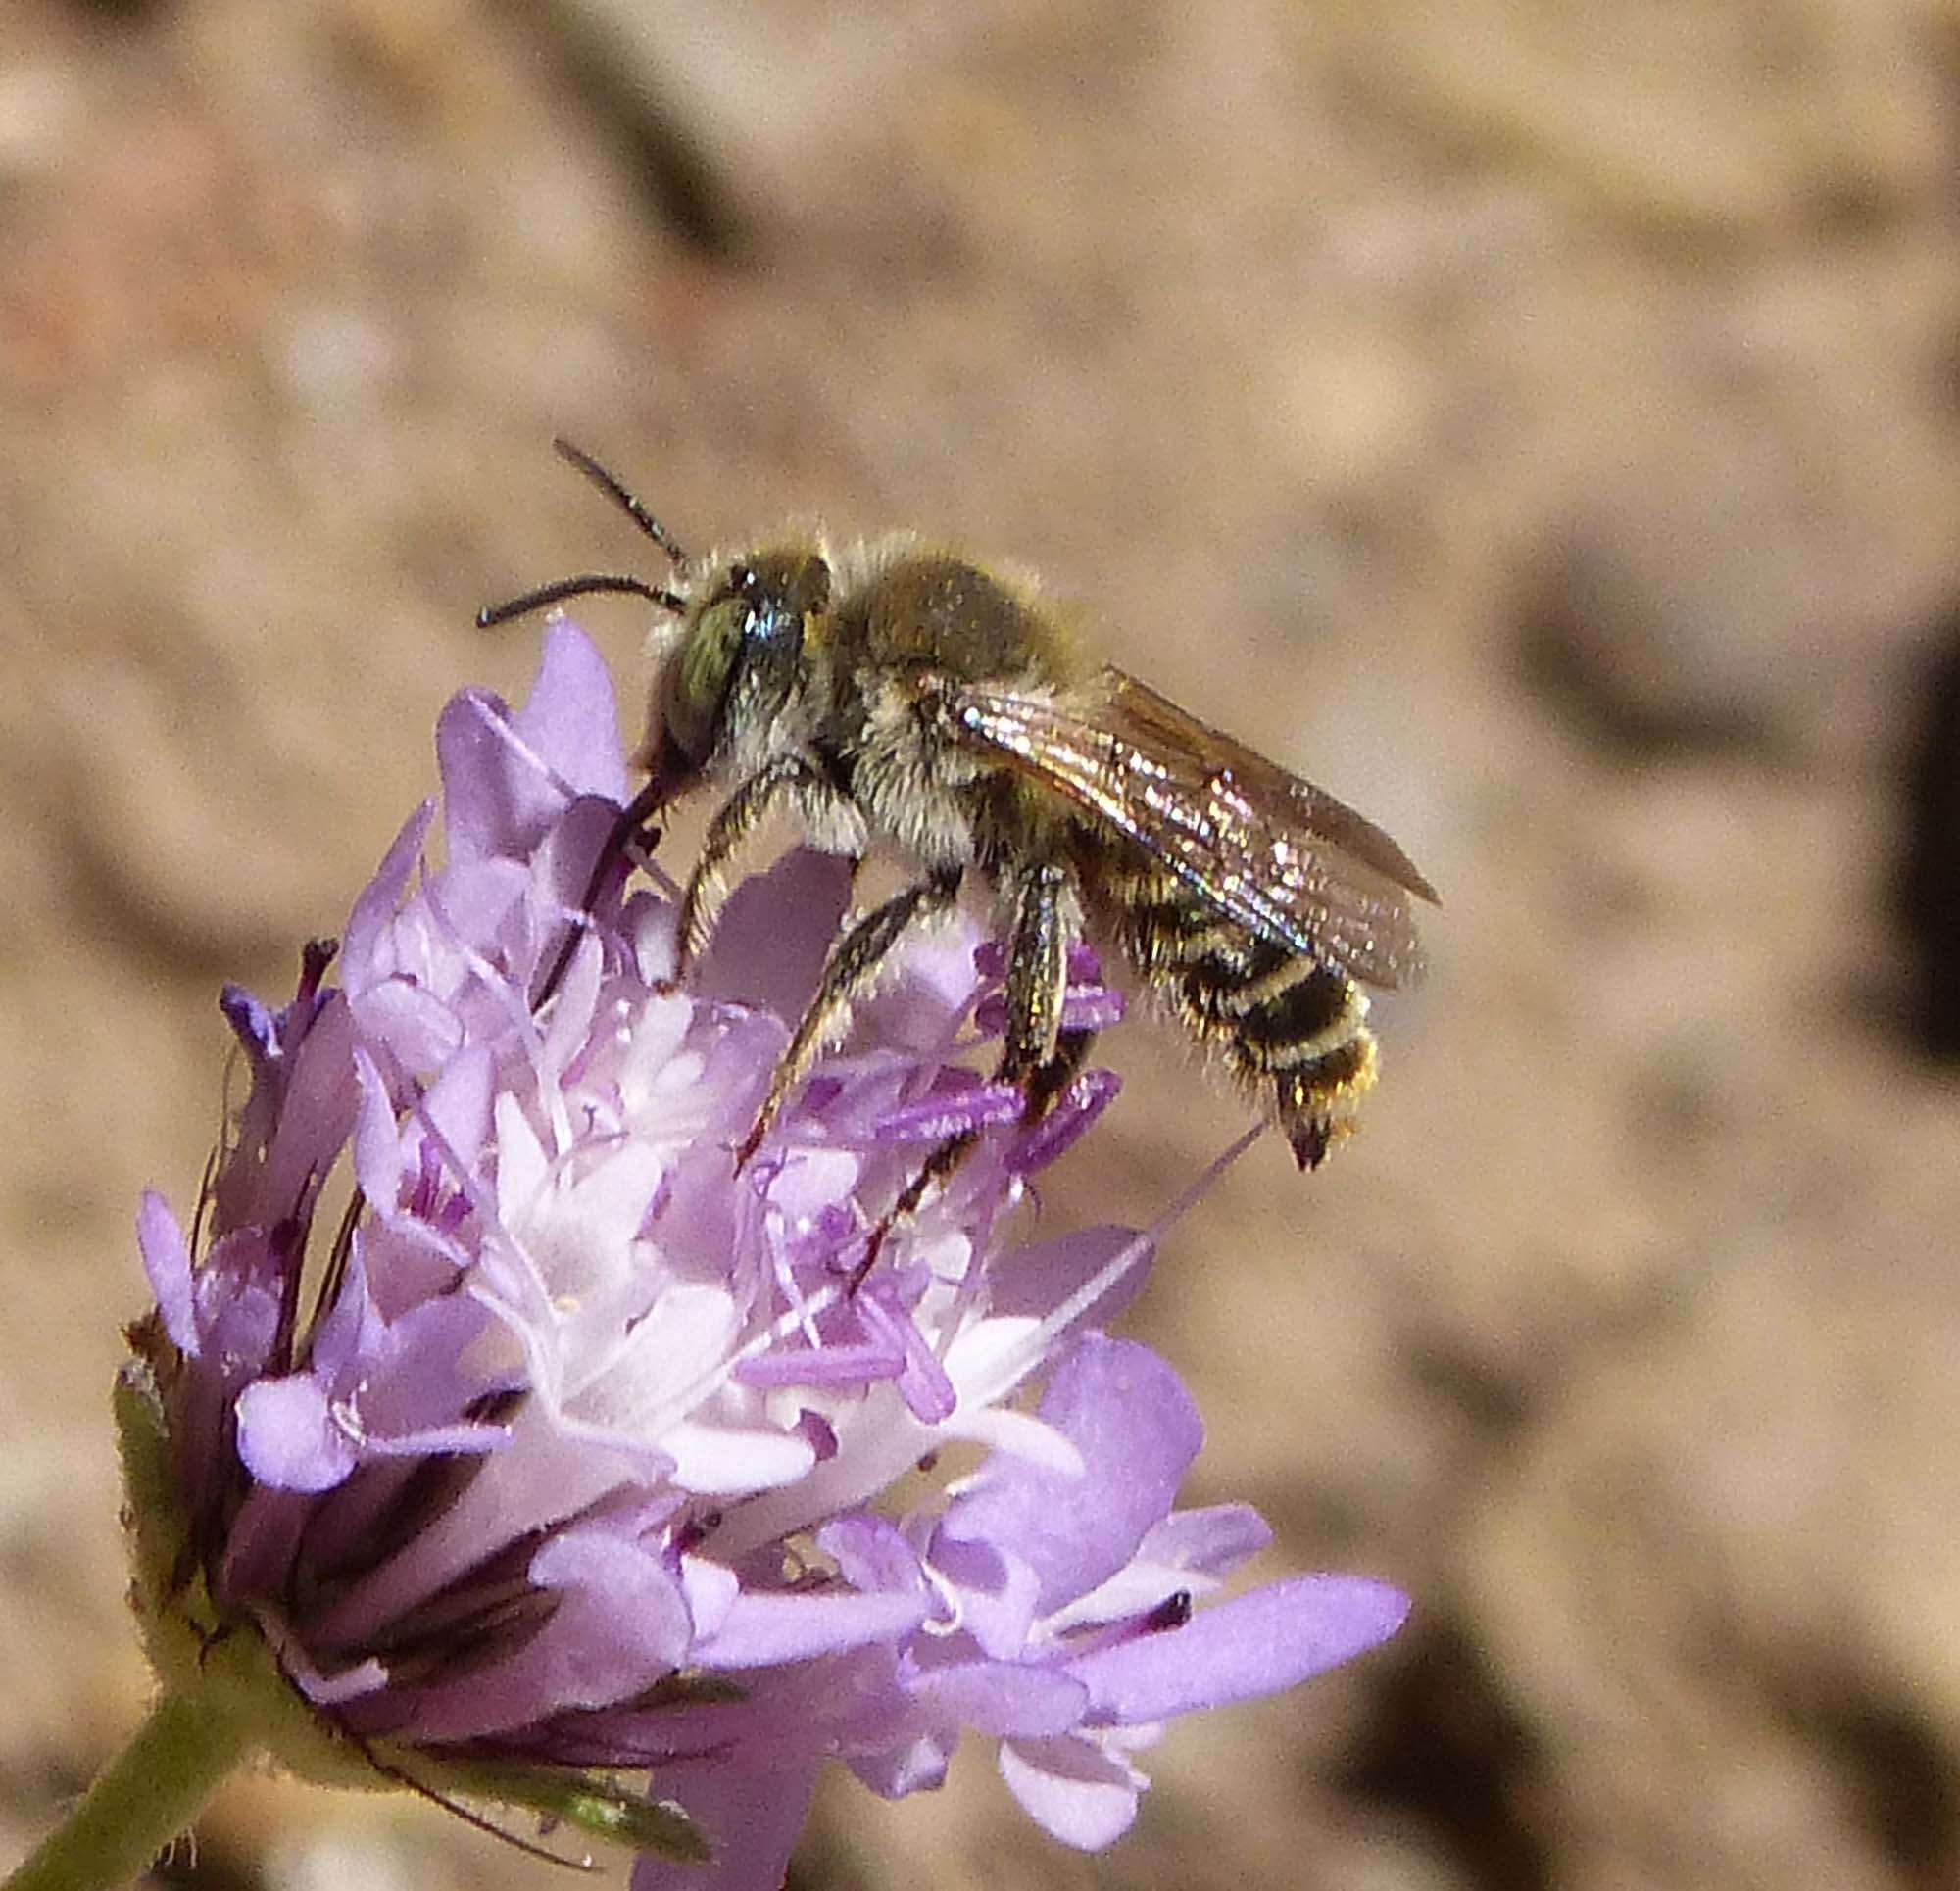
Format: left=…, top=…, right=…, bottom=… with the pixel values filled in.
left=736, top=865, right=964, bottom=1169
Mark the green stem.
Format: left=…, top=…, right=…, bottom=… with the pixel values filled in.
left=7, top=1689, right=255, bottom=1891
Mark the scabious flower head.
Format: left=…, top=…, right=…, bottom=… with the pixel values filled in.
left=122, top=622, right=1408, bottom=1886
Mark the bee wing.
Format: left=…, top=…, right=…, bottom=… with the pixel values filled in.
left=949, top=667, right=1437, bottom=990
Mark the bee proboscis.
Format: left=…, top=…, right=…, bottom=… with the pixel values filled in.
left=482, top=440, right=1437, bottom=1205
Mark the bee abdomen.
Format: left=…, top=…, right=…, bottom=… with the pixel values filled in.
left=1118, top=892, right=1379, bottom=1169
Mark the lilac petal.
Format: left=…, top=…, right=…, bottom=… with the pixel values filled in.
left=1048, top=1502, right=1277, bottom=1630
left=218, top=985, right=278, bottom=1065
left=340, top=800, right=436, bottom=991
left=307, top=1250, right=383, bottom=1384
left=352, top=977, right=464, bottom=1074
left=855, top=1288, right=956, bottom=1424
left=214, top=1484, right=312, bottom=1608
left=539, top=850, right=610, bottom=1054
left=513, top=620, right=629, bottom=804
left=137, top=1191, right=198, bottom=1356
left=1135, top=1503, right=1273, bottom=1577
left=533, top=795, right=633, bottom=963
left=986, top=1224, right=1154, bottom=1328
left=998, top=1734, right=1141, bottom=1850
left=216, top=994, right=359, bottom=1236
left=630, top=1760, right=821, bottom=1891
left=351, top=1217, right=467, bottom=1323
left=420, top=1041, right=496, bottom=1174
left=973, top=985, right=1124, bottom=1038
left=694, top=1588, right=929, bottom=1669
left=734, top=1340, right=906, bottom=1390
left=938, top=1335, right=1200, bottom=1616
left=1065, top=1575, right=1410, bottom=1722
left=403, top=1529, right=694, bottom=1740
left=197, top=1230, right=284, bottom=1373
left=911, top=1659, right=1089, bottom=1738
left=1006, top=1068, right=1121, bottom=1176
left=435, top=716, right=536, bottom=887
left=691, top=849, right=852, bottom=1019
left=847, top=1729, right=956, bottom=1801
left=854, top=919, right=986, bottom=1052
left=874, top=1080, right=1025, bottom=1143
left=815, top=1514, right=927, bottom=1598
left=343, top=1293, right=503, bottom=1440
left=351, top=1050, right=407, bottom=1210
left=436, top=689, right=557, bottom=866
left=419, top=853, right=531, bottom=975
left=930, top=1533, right=1041, bottom=1663
left=663, top=1419, right=818, bottom=1497
left=759, top=1144, right=858, bottom=1220
left=234, top=1375, right=359, bottom=1493
left=680, top=1556, right=739, bottom=1639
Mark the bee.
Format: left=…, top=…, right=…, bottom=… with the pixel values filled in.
left=482, top=439, right=1436, bottom=1189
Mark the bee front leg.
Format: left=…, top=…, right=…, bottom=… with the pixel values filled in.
left=533, top=775, right=668, bottom=1008
left=673, top=754, right=863, bottom=979
left=736, top=866, right=963, bottom=1170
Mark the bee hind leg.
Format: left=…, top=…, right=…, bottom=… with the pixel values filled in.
left=853, top=861, right=1088, bottom=1286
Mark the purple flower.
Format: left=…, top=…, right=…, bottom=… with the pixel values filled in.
left=123, top=623, right=1407, bottom=1885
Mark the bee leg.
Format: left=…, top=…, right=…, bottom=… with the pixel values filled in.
left=851, top=1128, right=975, bottom=1288
left=1019, top=1024, right=1096, bottom=1117
left=860, top=1023, right=1098, bottom=1274
left=735, top=866, right=963, bottom=1171
left=673, top=754, right=862, bottom=979
left=998, top=859, right=1070, bottom=1089
left=532, top=775, right=668, bottom=1008
left=852, top=863, right=1087, bottom=1288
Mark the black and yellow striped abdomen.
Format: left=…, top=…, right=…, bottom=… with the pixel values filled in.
left=1104, top=869, right=1379, bottom=1168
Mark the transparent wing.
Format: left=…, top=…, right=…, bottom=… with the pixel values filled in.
left=951, top=667, right=1436, bottom=990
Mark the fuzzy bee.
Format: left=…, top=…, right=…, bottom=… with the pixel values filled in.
left=483, top=441, right=1436, bottom=1190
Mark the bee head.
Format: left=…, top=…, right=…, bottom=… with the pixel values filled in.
left=643, top=545, right=832, bottom=793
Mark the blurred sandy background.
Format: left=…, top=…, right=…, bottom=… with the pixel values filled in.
left=5, top=1, right=1960, bottom=1886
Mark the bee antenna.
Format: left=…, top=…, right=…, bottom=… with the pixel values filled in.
left=552, top=437, right=690, bottom=568
left=475, top=574, right=685, bottom=630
